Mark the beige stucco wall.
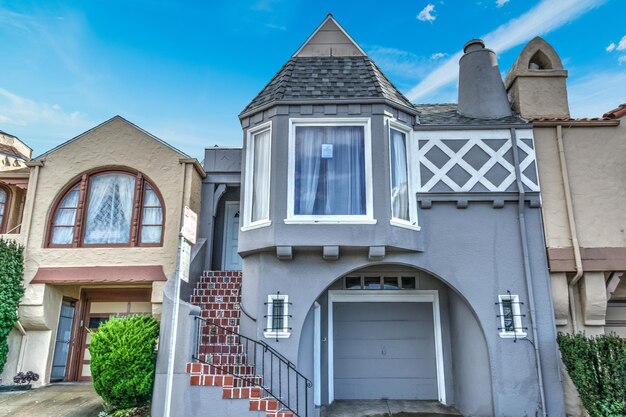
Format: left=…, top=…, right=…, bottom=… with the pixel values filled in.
left=13, top=117, right=202, bottom=385
left=535, top=122, right=626, bottom=249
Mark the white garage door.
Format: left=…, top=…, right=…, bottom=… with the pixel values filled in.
left=333, top=302, right=438, bottom=400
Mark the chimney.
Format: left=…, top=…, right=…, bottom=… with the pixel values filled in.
left=457, top=39, right=512, bottom=119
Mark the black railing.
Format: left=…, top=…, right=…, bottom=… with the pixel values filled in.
left=192, top=316, right=312, bottom=417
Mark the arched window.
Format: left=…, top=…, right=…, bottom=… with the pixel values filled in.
left=0, top=185, right=11, bottom=234
left=48, top=170, right=164, bottom=247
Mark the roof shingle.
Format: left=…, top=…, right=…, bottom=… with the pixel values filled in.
left=414, top=103, right=527, bottom=126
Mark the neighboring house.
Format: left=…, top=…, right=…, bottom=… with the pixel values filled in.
left=4, top=116, right=203, bottom=385
left=506, top=37, right=626, bottom=416
left=153, top=16, right=565, bottom=417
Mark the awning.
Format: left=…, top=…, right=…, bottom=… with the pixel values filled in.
left=31, top=265, right=167, bottom=284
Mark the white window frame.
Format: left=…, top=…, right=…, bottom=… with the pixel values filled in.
left=242, top=121, right=272, bottom=231
left=498, top=294, right=527, bottom=338
left=264, top=294, right=290, bottom=339
left=285, top=118, right=375, bottom=225
left=388, top=119, right=419, bottom=230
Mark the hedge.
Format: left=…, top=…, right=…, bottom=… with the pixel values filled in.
left=557, top=332, right=626, bottom=417
left=0, top=238, right=25, bottom=375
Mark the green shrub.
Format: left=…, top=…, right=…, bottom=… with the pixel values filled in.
left=557, top=332, right=626, bottom=417
left=0, top=238, right=24, bottom=374
left=89, top=315, right=159, bottom=409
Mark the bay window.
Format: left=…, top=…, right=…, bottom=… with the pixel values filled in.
left=243, top=122, right=272, bottom=229
left=389, top=121, right=418, bottom=229
left=287, top=119, right=373, bottom=223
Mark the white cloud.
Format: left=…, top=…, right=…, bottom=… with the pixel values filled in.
left=618, top=56, right=626, bottom=65
left=406, top=0, right=606, bottom=102
left=431, top=52, right=447, bottom=60
left=0, top=87, right=89, bottom=129
left=417, top=4, right=437, bottom=22
left=617, top=35, right=626, bottom=51
left=368, top=46, right=433, bottom=80
left=569, top=69, right=626, bottom=117
left=606, top=42, right=616, bottom=52
left=496, top=0, right=510, bottom=7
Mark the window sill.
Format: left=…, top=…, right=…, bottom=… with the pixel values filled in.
left=389, top=219, right=421, bottom=231
left=263, top=331, right=291, bottom=339
left=241, top=220, right=272, bottom=232
left=284, top=218, right=377, bottom=225
left=499, top=331, right=527, bottom=339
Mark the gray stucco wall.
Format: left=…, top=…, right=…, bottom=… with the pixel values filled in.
left=240, top=201, right=565, bottom=416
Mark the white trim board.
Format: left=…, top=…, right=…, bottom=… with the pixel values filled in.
left=326, top=290, right=446, bottom=404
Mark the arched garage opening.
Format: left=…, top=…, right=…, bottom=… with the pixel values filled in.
left=298, top=264, right=494, bottom=416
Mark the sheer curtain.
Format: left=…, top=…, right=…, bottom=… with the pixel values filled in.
left=51, top=186, right=79, bottom=245
left=84, top=173, right=136, bottom=244
left=0, top=188, right=6, bottom=228
left=294, top=125, right=365, bottom=216
left=141, top=185, right=163, bottom=243
left=251, top=130, right=271, bottom=222
left=390, top=129, right=409, bottom=221
left=295, top=126, right=323, bottom=215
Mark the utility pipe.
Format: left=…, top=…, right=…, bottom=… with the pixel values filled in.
left=14, top=319, right=27, bottom=372
left=510, top=128, right=548, bottom=417
left=555, top=124, right=583, bottom=334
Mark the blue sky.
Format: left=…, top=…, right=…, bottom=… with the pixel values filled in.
left=0, top=0, right=624, bottom=159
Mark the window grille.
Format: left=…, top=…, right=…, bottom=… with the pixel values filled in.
left=496, top=291, right=527, bottom=340
left=264, top=292, right=292, bottom=340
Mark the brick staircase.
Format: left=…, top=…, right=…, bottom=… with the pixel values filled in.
left=186, top=271, right=298, bottom=417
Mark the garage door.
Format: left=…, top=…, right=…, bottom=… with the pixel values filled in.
left=333, top=302, right=437, bottom=400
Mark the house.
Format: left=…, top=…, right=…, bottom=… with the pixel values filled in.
left=505, top=37, right=626, bottom=416
left=3, top=116, right=203, bottom=385
left=152, top=16, right=566, bottom=417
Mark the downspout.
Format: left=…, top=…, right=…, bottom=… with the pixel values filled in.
left=14, top=320, right=27, bottom=372
left=510, top=128, right=548, bottom=417
left=555, top=124, right=583, bottom=334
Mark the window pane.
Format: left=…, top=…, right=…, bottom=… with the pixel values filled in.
left=364, top=276, right=380, bottom=289
left=251, top=130, right=271, bottom=222
left=60, top=189, right=79, bottom=208
left=272, top=299, right=284, bottom=331
left=51, top=226, right=74, bottom=245
left=84, top=173, right=136, bottom=244
left=401, top=277, right=416, bottom=289
left=143, top=186, right=160, bottom=207
left=383, top=277, right=400, bottom=289
left=54, top=208, right=77, bottom=226
left=294, top=126, right=365, bottom=215
left=502, top=300, right=515, bottom=332
left=345, top=276, right=361, bottom=289
left=142, top=208, right=162, bottom=225
left=390, top=129, right=409, bottom=221
left=0, top=189, right=6, bottom=204
left=141, top=226, right=162, bottom=244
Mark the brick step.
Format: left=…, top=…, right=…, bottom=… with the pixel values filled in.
left=199, top=309, right=241, bottom=319
left=193, top=287, right=240, bottom=296
left=191, top=295, right=241, bottom=304
left=250, top=398, right=279, bottom=412
left=188, top=353, right=248, bottom=366
left=200, top=324, right=240, bottom=334
left=199, top=334, right=240, bottom=345
left=202, top=270, right=242, bottom=277
left=195, top=317, right=240, bottom=327
left=198, top=345, right=245, bottom=355
left=196, top=302, right=241, bottom=311
left=200, top=275, right=243, bottom=284
left=190, top=373, right=263, bottom=387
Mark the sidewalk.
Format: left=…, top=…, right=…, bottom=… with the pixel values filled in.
left=0, top=383, right=103, bottom=417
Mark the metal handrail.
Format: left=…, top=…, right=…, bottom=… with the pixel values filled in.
left=192, top=315, right=312, bottom=417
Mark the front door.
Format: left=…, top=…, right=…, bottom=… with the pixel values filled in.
left=222, top=201, right=242, bottom=270
left=50, top=299, right=76, bottom=381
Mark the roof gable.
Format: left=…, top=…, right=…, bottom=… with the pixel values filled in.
left=34, top=115, right=192, bottom=161
left=293, top=14, right=366, bottom=57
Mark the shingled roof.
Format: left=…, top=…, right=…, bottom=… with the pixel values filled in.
left=240, top=15, right=415, bottom=117
left=241, top=56, right=414, bottom=115
left=415, top=103, right=527, bottom=126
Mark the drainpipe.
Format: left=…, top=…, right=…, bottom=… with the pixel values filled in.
left=555, top=124, right=583, bottom=334
left=510, top=128, right=548, bottom=417
left=14, top=319, right=27, bottom=372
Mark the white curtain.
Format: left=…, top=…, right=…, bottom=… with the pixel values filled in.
left=295, top=126, right=323, bottom=215
left=84, top=173, right=136, bottom=244
left=251, top=130, right=271, bottom=222
left=51, top=187, right=80, bottom=245
left=390, top=129, right=409, bottom=221
left=294, top=126, right=365, bottom=215
left=0, top=189, right=6, bottom=225
left=141, top=186, right=163, bottom=243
